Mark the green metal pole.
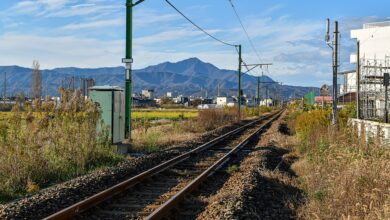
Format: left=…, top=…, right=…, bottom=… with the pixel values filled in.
left=238, top=45, right=242, bottom=119
left=124, top=0, right=133, bottom=140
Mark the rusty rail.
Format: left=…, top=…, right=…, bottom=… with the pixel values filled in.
left=145, top=109, right=283, bottom=220
left=43, top=110, right=282, bottom=220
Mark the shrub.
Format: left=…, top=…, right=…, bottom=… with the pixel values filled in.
left=0, top=89, right=120, bottom=203
left=288, top=105, right=390, bottom=219
left=259, top=105, right=272, bottom=113
left=196, top=108, right=238, bottom=131
left=294, top=109, right=330, bottom=153
left=338, top=102, right=357, bottom=128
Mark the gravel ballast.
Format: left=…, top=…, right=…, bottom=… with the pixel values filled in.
left=172, top=112, right=304, bottom=220
left=0, top=119, right=255, bottom=220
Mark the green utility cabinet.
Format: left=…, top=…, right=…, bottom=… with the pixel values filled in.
left=89, top=86, right=125, bottom=144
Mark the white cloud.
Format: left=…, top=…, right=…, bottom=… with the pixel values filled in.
left=134, top=28, right=205, bottom=45
left=2, top=0, right=121, bottom=18
left=62, top=18, right=123, bottom=30
left=0, top=0, right=386, bottom=87
left=133, top=8, right=180, bottom=28
left=44, top=4, right=121, bottom=18
left=0, top=33, right=123, bottom=69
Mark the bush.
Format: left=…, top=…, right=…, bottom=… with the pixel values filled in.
left=0, top=89, right=121, bottom=203
left=338, top=102, right=356, bottom=127
left=196, top=108, right=238, bottom=131
left=294, top=109, right=330, bottom=153
left=288, top=105, right=390, bottom=219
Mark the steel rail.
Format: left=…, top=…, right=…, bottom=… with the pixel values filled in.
left=44, top=112, right=279, bottom=220
left=146, top=109, right=283, bottom=220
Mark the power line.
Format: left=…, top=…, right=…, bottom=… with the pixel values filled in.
left=227, top=0, right=265, bottom=66
left=165, top=0, right=238, bottom=48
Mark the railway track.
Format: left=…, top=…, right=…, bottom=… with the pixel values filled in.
left=44, top=110, right=283, bottom=220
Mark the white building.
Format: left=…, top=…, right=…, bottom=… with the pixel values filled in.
left=351, top=21, right=390, bottom=61
left=339, top=71, right=357, bottom=95
left=350, top=21, right=390, bottom=119
left=166, top=92, right=173, bottom=98
left=141, top=89, right=154, bottom=99
left=216, top=97, right=236, bottom=107
left=260, top=98, right=273, bottom=107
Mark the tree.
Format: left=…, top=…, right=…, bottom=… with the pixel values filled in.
left=31, top=60, right=41, bottom=100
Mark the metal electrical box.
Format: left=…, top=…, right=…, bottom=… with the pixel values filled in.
left=89, top=86, right=125, bottom=144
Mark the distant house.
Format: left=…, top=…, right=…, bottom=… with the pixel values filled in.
left=201, top=98, right=214, bottom=104
left=216, top=97, right=236, bottom=107
left=315, top=96, right=332, bottom=104
left=217, top=97, right=237, bottom=107
left=132, top=97, right=156, bottom=108
left=166, top=92, right=174, bottom=98
left=173, top=96, right=189, bottom=104
left=260, top=98, right=273, bottom=106
left=141, top=89, right=154, bottom=99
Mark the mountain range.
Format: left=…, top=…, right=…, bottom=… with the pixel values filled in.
left=0, top=58, right=318, bottom=99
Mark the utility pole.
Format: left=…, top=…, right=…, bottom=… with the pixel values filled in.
left=332, top=21, right=339, bottom=124
left=241, top=63, right=272, bottom=107
left=123, top=0, right=134, bottom=140
left=122, top=0, right=145, bottom=140
left=237, top=44, right=242, bottom=119
left=356, top=41, right=361, bottom=119
left=325, top=19, right=339, bottom=124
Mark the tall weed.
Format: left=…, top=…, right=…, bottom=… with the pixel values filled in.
left=0, top=89, right=120, bottom=203
left=288, top=106, right=389, bottom=219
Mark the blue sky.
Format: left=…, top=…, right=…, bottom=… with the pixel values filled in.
left=0, top=0, right=389, bottom=86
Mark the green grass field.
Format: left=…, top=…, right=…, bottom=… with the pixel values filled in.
left=0, top=110, right=199, bottom=121
left=132, top=110, right=198, bottom=120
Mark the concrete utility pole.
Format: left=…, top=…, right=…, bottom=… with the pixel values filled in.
left=238, top=44, right=242, bottom=119
left=332, top=21, right=339, bottom=124
left=356, top=41, right=361, bottom=119
left=325, top=18, right=339, bottom=124
left=123, top=0, right=145, bottom=140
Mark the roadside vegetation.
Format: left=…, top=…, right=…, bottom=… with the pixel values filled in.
left=0, top=89, right=121, bottom=203
left=132, top=109, right=198, bottom=121
left=286, top=102, right=389, bottom=219
left=131, top=106, right=273, bottom=152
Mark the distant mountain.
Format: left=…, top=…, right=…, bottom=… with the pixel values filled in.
left=0, top=58, right=318, bottom=99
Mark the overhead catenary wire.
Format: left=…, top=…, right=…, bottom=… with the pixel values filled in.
left=227, top=0, right=263, bottom=63
left=165, top=0, right=238, bottom=48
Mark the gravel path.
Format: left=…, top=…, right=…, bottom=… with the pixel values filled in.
left=0, top=119, right=254, bottom=220
left=187, top=112, right=304, bottom=220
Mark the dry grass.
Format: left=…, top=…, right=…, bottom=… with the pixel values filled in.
left=132, top=110, right=198, bottom=120
left=0, top=89, right=120, bottom=203
left=131, top=107, right=253, bottom=152
left=131, top=122, right=197, bottom=152
left=288, top=108, right=390, bottom=219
